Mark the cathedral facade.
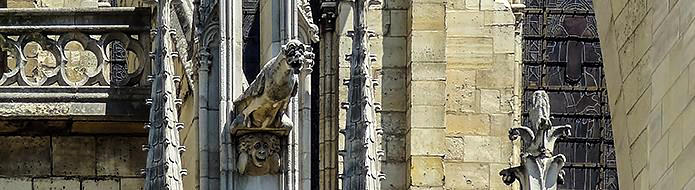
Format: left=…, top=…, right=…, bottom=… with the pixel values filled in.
left=0, top=0, right=689, bottom=189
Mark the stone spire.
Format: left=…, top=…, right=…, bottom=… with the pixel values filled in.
left=341, top=0, right=383, bottom=188
left=500, top=90, right=571, bottom=190
left=144, top=0, right=186, bottom=188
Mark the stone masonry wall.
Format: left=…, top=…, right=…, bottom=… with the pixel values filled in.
left=0, top=135, right=146, bottom=190
left=406, top=0, right=521, bottom=189
left=593, top=0, right=695, bottom=189
left=439, top=0, right=521, bottom=189
left=332, top=0, right=521, bottom=189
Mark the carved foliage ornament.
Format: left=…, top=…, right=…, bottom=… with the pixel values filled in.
left=500, top=90, right=572, bottom=190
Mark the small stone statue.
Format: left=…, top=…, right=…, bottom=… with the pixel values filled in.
left=231, top=40, right=306, bottom=130
left=500, top=90, right=572, bottom=190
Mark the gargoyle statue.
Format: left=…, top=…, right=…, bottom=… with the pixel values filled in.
left=231, top=40, right=306, bottom=130
left=237, top=134, right=282, bottom=175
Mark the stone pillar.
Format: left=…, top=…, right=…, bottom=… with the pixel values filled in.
left=317, top=2, right=338, bottom=188
left=406, top=0, right=447, bottom=188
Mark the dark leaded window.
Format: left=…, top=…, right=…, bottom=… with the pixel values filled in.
left=522, top=0, right=618, bottom=189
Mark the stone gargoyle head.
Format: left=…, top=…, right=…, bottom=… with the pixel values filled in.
left=237, top=133, right=282, bottom=176
left=282, top=40, right=306, bottom=74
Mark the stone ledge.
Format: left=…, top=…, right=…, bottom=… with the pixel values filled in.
left=0, top=87, right=149, bottom=121
left=0, top=7, right=151, bottom=34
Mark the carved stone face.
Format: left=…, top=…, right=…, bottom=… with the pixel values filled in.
left=283, top=40, right=305, bottom=73
left=237, top=134, right=281, bottom=175
left=251, top=141, right=269, bottom=166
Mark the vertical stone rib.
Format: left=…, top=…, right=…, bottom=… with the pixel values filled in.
left=145, top=0, right=185, bottom=189
left=342, top=0, right=381, bottom=188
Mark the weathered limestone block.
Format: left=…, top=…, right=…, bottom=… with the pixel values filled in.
left=384, top=135, right=406, bottom=161
left=411, top=81, right=446, bottom=106
left=6, top=0, right=36, bottom=7
left=446, top=11, right=488, bottom=37
left=381, top=112, right=408, bottom=135
left=480, top=89, right=501, bottom=113
left=490, top=113, right=512, bottom=136
left=36, top=0, right=63, bottom=7
left=444, top=162, right=490, bottom=189
left=71, top=122, right=147, bottom=134
left=410, top=156, right=444, bottom=187
left=446, top=113, right=490, bottom=136
left=446, top=69, right=479, bottom=113
left=410, top=106, right=445, bottom=128
left=96, top=137, right=147, bottom=176
left=446, top=37, right=493, bottom=68
left=408, top=128, right=446, bottom=156
left=33, top=178, right=80, bottom=190
left=120, top=178, right=144, bottom=190
left=82, top=179, right=119, bottom=190
left=381, top=68, right=408, bottom=112
left=381, top=37, right=407, bottom=68
left=0, top=136, right=51, bottom=176
left=52, top=136, right=96, bottom=176
left=388, top=11, right=408, bottom=37
left=381, top=162, right=407, bottom=189
left=411, top=2, right=445, bottom=30
left=463, top=135, right=510, bottom=163
left=476, top=53, right=515, bottom=88
left=411, top=63, right=446, bottom=81
left=63, top=0, right=97, bottom=7
left=411, top=31, right=446, bottom=62
left=0, top=178, right=32, bottom=190
left=444, top=137, right=465, bottom=160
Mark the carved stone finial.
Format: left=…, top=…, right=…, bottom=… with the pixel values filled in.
left=501, top=90, right=571, bottom=190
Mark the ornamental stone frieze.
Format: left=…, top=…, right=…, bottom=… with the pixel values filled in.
left=0, top=8, right=151, bottom=87
left=0, top=32, right=147, bottom=86
left=0, top=7, right=151, bottom=120
left=500, top=90, right=572, bottom=190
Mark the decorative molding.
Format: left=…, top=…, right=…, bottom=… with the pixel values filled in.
left=297, top=0, right=319, bottom=42
left=500, top=90, right=572, bottom=190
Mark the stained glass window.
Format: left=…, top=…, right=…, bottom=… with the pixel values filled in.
left=522, top=0, right=618, bottom=189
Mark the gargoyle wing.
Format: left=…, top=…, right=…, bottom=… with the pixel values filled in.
left=233, top=70, right=266, bottom=111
